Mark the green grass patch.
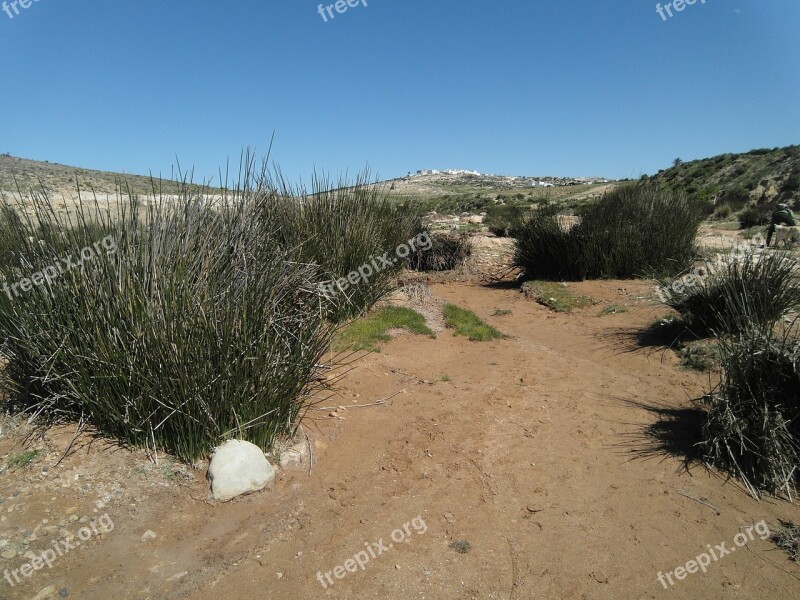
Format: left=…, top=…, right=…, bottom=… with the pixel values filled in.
left=6, top=449, right=40, bottom=470
left=334, top=306, right=435, bottom=352
left=443, top=304, right=506, bottom=341
left=598, top=304, right=627, bottom=316
left=491, top=308, right=513, bottom=316
left=522, top=281, right=595, bottom=313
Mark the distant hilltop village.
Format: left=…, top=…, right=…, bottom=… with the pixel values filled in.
left=406, top=169, right=611, bottom=187
left=415, top=169, right=481, bottom=177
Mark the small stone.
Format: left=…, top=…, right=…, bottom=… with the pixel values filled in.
left=276, top=572, right=284, bottom=579
left=31, top=586, right=57, bottom=600
left=24, top=550, right=37, bottom=560
left=68, top=514, right=79, bottom=522
left=58, top=589, right=69, bottom=598
left=448, top=540, right=471, bottom=554
left=592, top=571, right=609, bottom=584
left=278, top=442, right=309, bottom=469
left=141, top=530, right=157, bottom=542
left=1, top=548, right=18, bottom=559
left=395, top=564, right=401, bottom=569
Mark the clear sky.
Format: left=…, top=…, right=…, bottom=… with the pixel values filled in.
left=1, top=0, right=798, bottom=183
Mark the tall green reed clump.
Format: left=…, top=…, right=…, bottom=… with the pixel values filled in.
left=661, top=250, right=800, bottom=336
left=513, top=185, right=702, bottom=280
left=662, top=248, right=800, bottom=497
left=698, top=325, right=800, bottom=498
left=265, top=171, right=423, bottom=321
left=407, top=232, right=472, bottom=272
left=0, top=181, right=334, bottom=462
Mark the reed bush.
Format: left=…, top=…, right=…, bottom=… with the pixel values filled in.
left=265, top=172, right=423, bottom=321
left=513, top=185, right=701, bottom=280
left=662, top=250, right=800, bottom=336
left=698, top=326, right=800, bottom=497
left=408, top=232, right=472, bottom=272
left=485, top=205, right=529, bottom=237
left=3, top=169, right=410, bottom=461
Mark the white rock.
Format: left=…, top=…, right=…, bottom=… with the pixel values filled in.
left=141, top=530, right=157, bottom=542
left=208, top=440, right=275, bottom=502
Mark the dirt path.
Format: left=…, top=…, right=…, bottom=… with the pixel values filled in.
left=3, top=280, right=800, bottom=599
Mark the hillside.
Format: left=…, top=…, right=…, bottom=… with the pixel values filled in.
left=386, top=170, right=616, bottom=214
left=0, top=154, right=613, bottom=213
left=0, top=154, right=215, bottom=196
left=645, top=144, right=800, bottom=209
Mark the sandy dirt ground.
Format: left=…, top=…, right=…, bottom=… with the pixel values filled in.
left=3, top=276, right=800, bottom=600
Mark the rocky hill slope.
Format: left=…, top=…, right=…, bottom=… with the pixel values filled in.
left=0, top=154, right=213, bottom=196
left=645, top=145, right=800, bottom=208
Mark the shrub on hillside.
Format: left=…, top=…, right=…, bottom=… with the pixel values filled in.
left=783, top=169, right=800, bottom=194
left=738, top=205, right=770, bottom=229
left=513, top=185, right=701, bottom=280
left=485, top=205, right=529, bottom=237
left=712, top=205, right=732, bottom=220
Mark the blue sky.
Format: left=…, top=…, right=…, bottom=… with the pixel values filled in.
left=1, top=0, right=798, bottom=183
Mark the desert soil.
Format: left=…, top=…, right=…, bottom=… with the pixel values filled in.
left=2, top=276, right=800, bottom=599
